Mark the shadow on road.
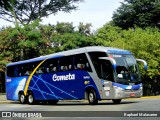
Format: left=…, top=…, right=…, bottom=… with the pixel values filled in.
left=26, top=100, right=139, bottom=106
left=1, top=100, right=140, bottom=106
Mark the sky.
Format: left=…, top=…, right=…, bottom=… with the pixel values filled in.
left=0, top=0, right=123, bottom=30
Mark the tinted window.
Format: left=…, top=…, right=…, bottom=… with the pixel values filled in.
left=89, top=52, right=107, bottom=76
left=73, top=53, right=92, bottom=72
left=46, top=59, right=58, bottom=73
left=59, top=56, right=73, bottom=71
left=7, top=66, right=14, bottom=77
left=6, top=53, right=92, bottom=77
left=89, top=52, right=114, bottom=81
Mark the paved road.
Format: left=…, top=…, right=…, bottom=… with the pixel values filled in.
left=0, top=98, right=160, bottom=111
left=0, top=94, right=160, bottom=120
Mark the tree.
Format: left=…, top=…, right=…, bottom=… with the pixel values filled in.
left=95, top=23, right=122, bottom=46
left=0, top=0, right=14, bottom=10
left=78, top=22, right=92, bottom=35
left=95, top=24, right=160, bottom=95
left=0, top=20, right=50, bottom=62
left=0, top=21, right=95, bottom=93
left=51, top=22, right=95, bottom=52
left=0, top=0, right=83, bottom=25
left=96, top=24, right=160, bottom=80
left=112, top=0, right=160, bottom=29
left=55, top=22, right=75, bottom=34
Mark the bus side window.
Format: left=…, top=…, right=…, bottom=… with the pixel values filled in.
left=68, top=64, right=72, bottom=70
left=61, top=66, right=68, bottom=71
left=18, top=66, right=23, bottom=76
left=24, top=66, right=29, bottom=76
left=37, top=65, right=45, bottom=74
left=89, top=52, right=107, bottom=76
left=74, top=53, right=92, bottom=72
left=53, top=67, right=57, bottom=72
left=100, top=60, right=114, bottom=81
left=59, top=56, right=72, bottom=72
left=25, top=71, right=30, bottom=76
left=7, top=66, right=14, bottom=77
left=61, top=66, right=64, bottom=71
left=46, top=64, right=53, bottom=73
left=24, top=64, right=33, bottom=76
left=45, top=59, right=58, bottom=73
left=14, top=66, right=19, bottom=77
left=37, top=68, right=43, bottom=74
left=7, top=65, right=23, bottom=77
left=85, top=62, right=92, bottom=72
left=77, top=63, right=84, bottom=70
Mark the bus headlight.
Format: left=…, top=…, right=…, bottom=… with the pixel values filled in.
left=140, top=86, right=143, bottom=90
left=113, top=86, right=124, bottom=91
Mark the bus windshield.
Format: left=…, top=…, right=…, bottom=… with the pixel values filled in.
left=109, top=54, right=141, bottom=85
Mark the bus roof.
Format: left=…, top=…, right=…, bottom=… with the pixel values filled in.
left=7, top=46, right=132, bottom=66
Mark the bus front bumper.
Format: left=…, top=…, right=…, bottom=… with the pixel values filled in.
left=114, top=89, right=143, bottom=99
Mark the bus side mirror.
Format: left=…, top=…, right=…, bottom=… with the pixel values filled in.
left=99, top=57, right=117, bottom=70
left=136, top=59, right=148, bottom=70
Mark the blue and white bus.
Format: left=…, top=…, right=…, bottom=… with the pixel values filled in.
left=6, top=46, right=147, bottom=104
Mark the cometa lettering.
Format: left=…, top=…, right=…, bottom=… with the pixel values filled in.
left=52, top=73, right=75, bottom=81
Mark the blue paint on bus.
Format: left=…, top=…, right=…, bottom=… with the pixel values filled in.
left=112, top=82, right=142, bottom=90
left=6, top=70, right=100, bottom=101
left=107, top=49, right=132, bottom=55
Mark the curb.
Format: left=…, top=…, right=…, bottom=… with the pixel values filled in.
left=0, top=101, right=15, bottom=104
left=141, top=96, right=160, bottom=99
left=124, top=96, right=160, bottom=100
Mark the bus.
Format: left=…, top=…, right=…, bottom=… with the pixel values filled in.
left=6, top=46, right=147, bottom=105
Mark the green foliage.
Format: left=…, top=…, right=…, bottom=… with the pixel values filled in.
left=96, top=24, right=160, bottom=80
left=0, top=27, right=14, bottom=71
left=112, top=0, right=160, bottom=29
left=52, top=32, right=95, bottom=52
left=95, top=23, right=123, bottom=46
left=0, top=20, right=49, bottom=62
left=0, top=20, right=159, bottom=95
left=78, top=22, right=92, bottom=35
left=0, top=0, right=15, bottom=10
left=55, top=22, right=75, bottom=34
left=51, top=22, right=95, bottom=52
left=0, top=0, right=83, bottom=25
left=0, top=21, right=94, bottom=71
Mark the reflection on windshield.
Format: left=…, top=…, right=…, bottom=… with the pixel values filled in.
left=116, top=66, right=129, bottom=79
left=110, top=54, right=141, bottom=85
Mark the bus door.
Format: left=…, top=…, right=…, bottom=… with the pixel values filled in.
left=98, top=58, right=115, bottom=99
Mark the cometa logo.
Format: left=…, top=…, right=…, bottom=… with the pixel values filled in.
left=52, top=73, right=75, bottom=81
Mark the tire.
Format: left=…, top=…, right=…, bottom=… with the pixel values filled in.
left=19, top=92, right=26, bottom=104
left=27, top=92, right=35, bottom=105
left=87, top=89, right=98, bottom=105
left=112, top=99, right=121, bottom=104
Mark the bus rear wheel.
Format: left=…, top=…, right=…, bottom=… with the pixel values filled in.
left=112, top=99, right=121, bottom=104
left=27, top=92, right=35, bottom=105
left=87, top=90, right=98, bottom=105
left=19, top=92, right=26, bottom=104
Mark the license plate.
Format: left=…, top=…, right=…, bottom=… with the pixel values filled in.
left=130, top=93, right=135, bottom=97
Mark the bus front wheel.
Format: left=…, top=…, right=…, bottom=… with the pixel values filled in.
left=112, top=99, right=121, bottom=104
left=19, top=92, right=26, bottom=104
left=87, top=90, right=98, bottom=105
left=27, top=92, right=35, bottom=105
